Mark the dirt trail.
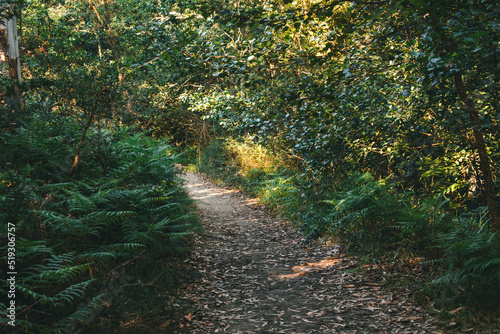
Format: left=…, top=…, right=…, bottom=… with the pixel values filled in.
left=179, top=172, right=441, bottom=334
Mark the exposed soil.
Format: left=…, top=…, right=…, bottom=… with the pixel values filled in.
left=178, top=171, right=442, bottom=333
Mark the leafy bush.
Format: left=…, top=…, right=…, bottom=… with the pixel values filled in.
left=325, top=173, right=410, bottom=251
left=323, top=173, right=454, bottom=254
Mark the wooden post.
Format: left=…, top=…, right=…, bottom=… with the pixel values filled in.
left=0, top=9, right=22, bottom=113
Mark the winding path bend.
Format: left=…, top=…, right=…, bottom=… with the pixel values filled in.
left=180, top=171, right=441, bottom=334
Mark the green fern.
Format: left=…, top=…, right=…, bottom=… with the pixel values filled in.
left=53, top=293, right=106, bottom=332
left=51, top=279, right=96, bottom=305
left=430, top=209, right=500, bottom=309
left=1, top=124, right=198, bottom=333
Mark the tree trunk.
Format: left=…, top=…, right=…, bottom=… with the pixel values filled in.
left=70, top=111, right=94, bottom=174
left=454, top=72, right=500, bottom=244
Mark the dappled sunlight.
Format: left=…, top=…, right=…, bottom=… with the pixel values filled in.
left=186, top=185, right=236, bottom=200
left=185, top=182, right=207, bottom=188
left=244, top=198, right=260, bottom=206
left=276, top=257, right=342, bottom=279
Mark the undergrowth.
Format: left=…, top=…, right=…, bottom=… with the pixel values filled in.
left=0, top=114, right=199, bottom=333
left=191, top=137, right=500, bottom=330
left=196, top=137, right=282, bottom=195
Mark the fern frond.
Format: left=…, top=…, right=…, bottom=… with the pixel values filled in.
left=68, top=190, right=96, bottom=213
left=51, top=279, right=96, bottom=305
left=53, top=293, right=106, bottom=331
left=77, top=251, right=117, bottom=260
left=16, top=285, right=51, bottom=305
left=106, top=243, right=146, bottom=252
left=40, top=263, right=93, bottom=282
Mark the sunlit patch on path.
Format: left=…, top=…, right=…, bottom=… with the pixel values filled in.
left=276, top=258, right=342, bottom=279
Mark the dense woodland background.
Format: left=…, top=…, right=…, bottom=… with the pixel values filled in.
left=1, top=0, right=499, bottom=332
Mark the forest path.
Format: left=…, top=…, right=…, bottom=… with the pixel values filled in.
left=179, top=171, right=441, bottom=334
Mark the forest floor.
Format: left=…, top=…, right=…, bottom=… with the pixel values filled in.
left=176, top=171, right=444, bottom=333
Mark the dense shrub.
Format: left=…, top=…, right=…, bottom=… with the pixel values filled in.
left=430, top=209, right=500, bottom=312
left=0, top=115, right=198, bottom=333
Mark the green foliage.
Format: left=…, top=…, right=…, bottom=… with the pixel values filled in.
left=322, top=173, right=450, bottom=253
left=3, top=0, right=499, bottom=328
left=325, top=173, right=402, bottom=250
left=0, top=115, right=198, bottom=332
left=430, top=209, right=500, bottom=311
left=259, top=175, right=301, bottom=211
left=197, top=139, right=239, bottom=182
